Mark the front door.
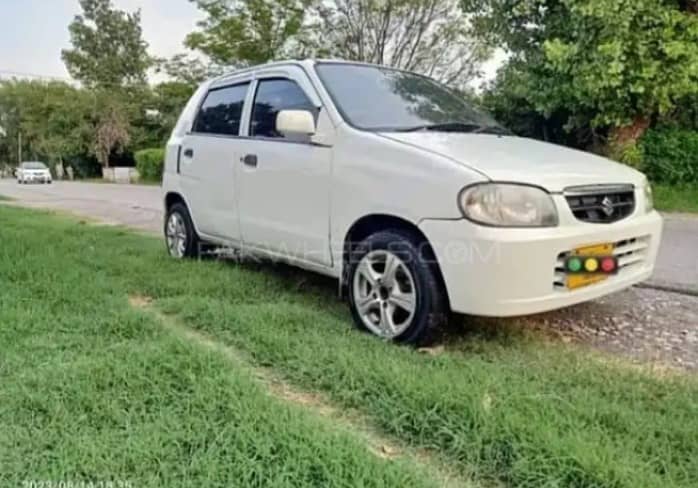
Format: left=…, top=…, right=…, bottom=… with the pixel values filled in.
left=237, top=75, right=332, bottom=266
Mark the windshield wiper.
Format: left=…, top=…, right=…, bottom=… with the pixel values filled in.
left=397, top=122, right=480, bottom=133
left=471, top=125, right=512, bottom=136
left=396, top=122, right=510, bottom=135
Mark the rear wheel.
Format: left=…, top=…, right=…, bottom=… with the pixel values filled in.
left=164, top=203, right=200, bottom=259
left=348, top=230, right=447, bottom=345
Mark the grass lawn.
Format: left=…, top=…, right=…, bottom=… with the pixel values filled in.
left=654, top=184, right=698, bottom=213
left=1, top=205, right=697, bottom=487
left=0, top=207, right=437, bottom=487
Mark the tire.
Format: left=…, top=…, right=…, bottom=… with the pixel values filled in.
left=164, top=202, right=201, bottom=259
left=348, top=229, right=447, bottom=345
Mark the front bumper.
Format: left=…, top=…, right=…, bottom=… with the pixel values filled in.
left=21, top=175, right=51, bottom=183
left=420, top=211, right=663, bottom=317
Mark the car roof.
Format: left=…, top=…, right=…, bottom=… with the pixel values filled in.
left=208, top=59, right=398, bottom=85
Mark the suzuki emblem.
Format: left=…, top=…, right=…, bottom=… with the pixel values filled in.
left=601, top=196, right=615, bottom=217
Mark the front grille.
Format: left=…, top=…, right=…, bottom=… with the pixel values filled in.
left=565, top=185, right=635, bottom=224
left=553, top=235, right=650, bottom=290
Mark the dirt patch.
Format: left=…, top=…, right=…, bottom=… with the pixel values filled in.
left=129, top=295, right=153, bottom=308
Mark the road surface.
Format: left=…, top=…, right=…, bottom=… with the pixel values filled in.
left=0, top=179, right=696, bottom=293
left=0, top=180, right=162, bottom=234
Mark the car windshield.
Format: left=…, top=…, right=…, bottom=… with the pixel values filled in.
left=21, top=162, right=47, bottom=170
left=315, top=63, right=507, bottom=133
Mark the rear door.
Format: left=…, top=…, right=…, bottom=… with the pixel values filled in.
left=179, top=80, right=251, bottom=242
left=236, top=69, right=333, bottom=266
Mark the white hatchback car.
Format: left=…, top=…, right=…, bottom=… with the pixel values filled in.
left=16, top=162, right=52, bottom=184
left=162, top=60, right=663, bottom=344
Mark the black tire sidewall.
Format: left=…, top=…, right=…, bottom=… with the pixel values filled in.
left=164, top=203, right=199, bottom=258
left=347, top=230, right=445, bottom=344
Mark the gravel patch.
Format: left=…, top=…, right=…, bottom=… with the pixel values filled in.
left=515, top=287, right=698, bottom=372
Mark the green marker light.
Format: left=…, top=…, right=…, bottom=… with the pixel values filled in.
left=567, top=257, right=582, bottom=272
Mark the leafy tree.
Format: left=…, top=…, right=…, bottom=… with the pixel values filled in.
left=314, top=0, right=488, bottom=88
left=157, top=54, right=224, bottom=88
left=543, top=0, right=698, bottom=146
left=93, top=94, right=131, bottom=169
left=463, top=0, right=698, bottom=148
left=185, top=0, right=486, bottom=88
left=140, top=81, right=197, bottom=145
left=185, top=0, right=313, bottom=66
left=62, top=0, right=153, bottom=88
left=0, top=81, right=94, bottom=168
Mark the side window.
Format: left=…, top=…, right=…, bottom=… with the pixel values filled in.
left=250, top=79, right=317, bottom=139
left=193, top=83, right=249, bottom=136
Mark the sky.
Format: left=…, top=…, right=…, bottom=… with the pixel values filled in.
left=0, top=0, right=202, bottom=82
left=0, top=0, right=502, bottom=85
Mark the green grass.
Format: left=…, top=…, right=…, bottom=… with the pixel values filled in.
left=654, top=184, right=698, bottom=213
left=0, top=207, right=435, bottom=487
left=1, top=206, right=697, bottom=487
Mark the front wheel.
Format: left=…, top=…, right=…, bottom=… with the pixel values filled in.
left=348, top=230, right=447, bottom=345
left=164, top=203, right=200, bottom=259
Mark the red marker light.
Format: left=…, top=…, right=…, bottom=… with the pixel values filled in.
left=601, top=257, right=616, bottom=273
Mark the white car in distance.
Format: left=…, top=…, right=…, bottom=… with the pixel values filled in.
left=162, top=60, right=663, bottom=344
left=17, top=162, right=52, bottom=184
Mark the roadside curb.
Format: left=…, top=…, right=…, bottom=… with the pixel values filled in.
left=660, top=211, right=698, bottom=221
left=638, top=281, right=698, bottom=298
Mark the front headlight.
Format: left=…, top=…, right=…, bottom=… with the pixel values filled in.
left=644, top=181, right=654, bottom=213
left=459, top=183, right=559, bottom=227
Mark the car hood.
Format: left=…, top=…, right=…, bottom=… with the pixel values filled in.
left=379, top=132, right=645, bottom=192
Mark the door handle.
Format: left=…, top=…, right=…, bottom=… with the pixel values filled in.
left=241, top=154, right=258, bottom=167
left=183, top=148, right=194, bottom=158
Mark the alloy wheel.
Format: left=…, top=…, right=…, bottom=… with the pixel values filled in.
left=166, top=212, right=188, bottom=258
left=352, top=250, right=417, bottom=339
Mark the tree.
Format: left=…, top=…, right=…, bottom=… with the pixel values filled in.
left=463, top=0, right=698, bottom=148
left=314, top=0, right=488, bottom=88
left=186, top=0, right=487, bottom=89
left=62, top=0, right=152, bottom=88
left=142, top=81, right=198, bottom=145
left=94, top=96, right=130, bottom=169
left=543, top=0, right=698, bottom=146
left=157, top=54, right=224, bottom=88
left=0, top=81, right=94, bottom=168
left=185, top=0, right=313, bottom=66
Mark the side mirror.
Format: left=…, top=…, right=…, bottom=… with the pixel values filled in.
left=276, top=110, right=316, bottom=136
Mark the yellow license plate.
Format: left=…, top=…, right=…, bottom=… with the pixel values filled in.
left=566, top=243, right=614, bottom=290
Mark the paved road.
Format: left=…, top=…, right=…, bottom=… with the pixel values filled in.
left=0, top=179, right=695, bottom=292
left=652, top=214, right=698, bottom=294
left=0, top=179, right=162, bottom=234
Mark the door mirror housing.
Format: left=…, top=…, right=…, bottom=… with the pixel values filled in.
left=276, top=110, right=316, bottom=136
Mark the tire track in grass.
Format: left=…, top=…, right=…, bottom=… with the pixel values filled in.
left=128, top=295, right=480, bottom=488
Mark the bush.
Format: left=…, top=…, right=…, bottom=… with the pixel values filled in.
left=135, top=148, right=165, bottom=182
left=640, top=129, right=698, bottom=185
